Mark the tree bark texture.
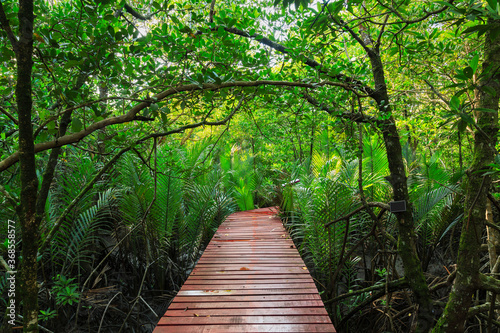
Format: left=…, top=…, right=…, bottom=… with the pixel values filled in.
left=367, top=49, right=434, bottom=332
left=433, top=19, right=500, bottom=333
left=15, top=0, right=40, bottom=331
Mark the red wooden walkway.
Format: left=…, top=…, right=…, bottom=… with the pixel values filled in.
left=154, top=207, right=336, bottom=332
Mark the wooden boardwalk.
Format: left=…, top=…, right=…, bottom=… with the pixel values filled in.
left=154, top=207, right=336, bottom=332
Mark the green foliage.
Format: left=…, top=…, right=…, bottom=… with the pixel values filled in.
left=38, top=308, right=57, bottom=322
left=0, top=0, right=497, bottom=331
left=220, top=146, right=257, bottom=211
left=51, top=275, right=80, bottom=306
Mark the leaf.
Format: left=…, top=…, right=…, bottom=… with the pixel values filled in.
left=47, top=121, right=56, bottom=130
left=457, top=119, right=467, bottom=133
left=435, top=0, right=458, bottom=9
left=461, top=24, right=489, bottom=36
left=463, top=66, right=473, bottom=79
left=469, top=54, right=479, bottom=74
left=487, top=0, right=498, bottom=10
left=150, top=103, right=159, bottom=112
left=71, top=118, right=83, bottom=132
left=64, top=60, right=83, bottom=69
left=474, top=108, right=497, bottom=113
left=449, top=95, right=460, bottom=111
left=482, top=86, right=497, bottom=97
left=459, top=112, right=474, bottom=125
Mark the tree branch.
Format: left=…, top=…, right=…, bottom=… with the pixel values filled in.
left=0, top=106, right=18, bottom=125
left=123, top=3, right=158, bottom=20
left=336, top=278, right=409, bottom=328
left=206, top=26, right=375, bottom=96
left=0, top=80, right=314, bottom=173
left=0, top=1, right=18, bottom=53
left=430, top=269, right=456, bottom=292
left=468, top=302, right=500, bottom=318
left=325, top=277, right=408, bottom=304
left=303, top=92, right=382, bottom=125
left=478, top=273, right=500, bottom=293
left=0, top=185, right=18, bottom=209
left=325, top=202, right=390, bottom=228
left=390, top=0, right=454, bottom=25
left=209, top=0, right=216, bottom=23
left=423, top=79, right=449, bottom=105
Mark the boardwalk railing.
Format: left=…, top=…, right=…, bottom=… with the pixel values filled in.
left=154, top=207, right=336, bottom=332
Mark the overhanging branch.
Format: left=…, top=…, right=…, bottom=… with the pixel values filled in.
left=325, top=201, right=390, bottom=228
left=201, top=26, right=375, bottom=96
left=303, top=92, right=383, bottom=126
left=0, top=80, right=315, bottom=173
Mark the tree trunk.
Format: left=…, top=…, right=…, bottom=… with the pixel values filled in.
left=15, top=0, right=39, bottom=331
left=367, top=49, right=434, bottom=332
left=433, top=19, right=500, bottom=333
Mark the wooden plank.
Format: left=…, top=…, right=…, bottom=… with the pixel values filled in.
left=180, top=283, right=317, bottom=290
left=157, top=315, right=331, bottom=325
left=197, top=259, right=305, bottom=264
left=184, top=279, right=312, bottom=285
left=154, top=324, right=335, bottom=332
left=167, top=300, right=325, bottom=309
left=194, top=265, right=307, bottom=270
left=176, top=289, right=320, bottom=296
left=192, top=266, right=309, bottom=272
left=188, top=271, right=311, bottom=280
left=171, top=294, right=321, bottom=302
left=160, top=308, right=330, bottom=317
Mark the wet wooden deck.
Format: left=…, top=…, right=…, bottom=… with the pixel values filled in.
left=154, top=207, right=336, bottom=332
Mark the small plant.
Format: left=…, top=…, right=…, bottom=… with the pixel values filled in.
left=52, top=274, right=80, bottom=306
left=39, top=308, right=57, bottom=322
left=375, top=268, right=387, bottom=279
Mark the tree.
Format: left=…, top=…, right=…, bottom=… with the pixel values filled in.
left=433, top=3, right=500, bottom=330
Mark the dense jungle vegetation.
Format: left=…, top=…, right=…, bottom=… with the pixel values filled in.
left=0, top=0, right=500, bottom=331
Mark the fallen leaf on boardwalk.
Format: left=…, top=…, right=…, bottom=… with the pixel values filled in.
left=194, top=313, right=199, bottom=317
left=184, top=307, right=189, bottom=311
left=206, top=315, right=211, bottom=317
left=240, top=267, right=250, bottom=270
left=302, top=267, right=307, bottom=270
left=281, top=234, right=286, bottom=238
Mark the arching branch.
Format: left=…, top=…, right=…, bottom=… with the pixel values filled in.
left=302, top=91, right=382, bottom=125
left=115, top=3, right=159, bottom=21
left=198, top=26, right=376, bottom=96
left=0, top=80, right=317, bottom=173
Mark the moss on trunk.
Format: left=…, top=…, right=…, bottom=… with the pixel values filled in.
left=433, top=19, right=500, bottom=333
left=15, top=0, right=40, bottom=332
left=367, top=47, right=434, bottom=332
